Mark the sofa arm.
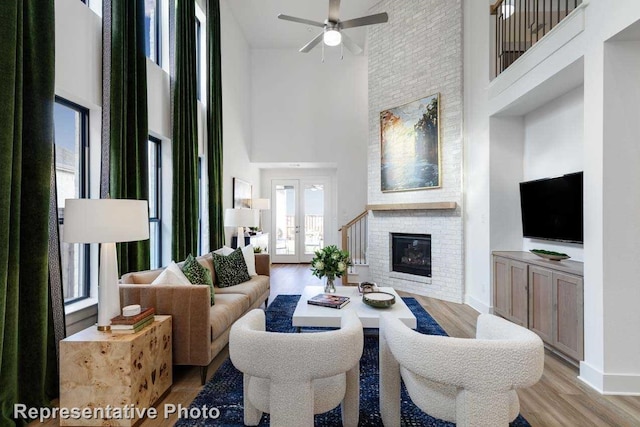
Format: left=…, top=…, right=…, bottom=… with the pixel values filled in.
left=255, top=253, right=270, bottom=276
left=119, top=284, right=212, bottom=366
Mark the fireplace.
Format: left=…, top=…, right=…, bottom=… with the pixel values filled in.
left=391, top=233, right=432, bottom=277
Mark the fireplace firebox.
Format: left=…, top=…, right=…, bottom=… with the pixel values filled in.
left=391, top=233, right=432, bottom=277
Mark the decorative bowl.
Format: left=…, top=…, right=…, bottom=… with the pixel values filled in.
left=530, top=249, right=570, bottom=261
left=362, top=292, right=396, bottom=308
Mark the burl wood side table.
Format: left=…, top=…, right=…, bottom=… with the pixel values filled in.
left=60, top=315, right=172, bottom=426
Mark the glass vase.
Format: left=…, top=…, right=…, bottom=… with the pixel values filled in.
left=324, top=276, right=336, bottom=293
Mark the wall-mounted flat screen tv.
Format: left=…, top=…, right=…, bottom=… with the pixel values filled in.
left=519, top=172, right=583, bottom=244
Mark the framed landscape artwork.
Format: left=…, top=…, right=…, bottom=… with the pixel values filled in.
left=233, top=178, right=252, bottom=208
left=379, top=93, right=441, bottom=192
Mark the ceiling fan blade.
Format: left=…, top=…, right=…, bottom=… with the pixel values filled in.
left=341, top=33, right=363, bottom=55
left=328, top=0, right=341, bottom=22
left=340, top=12, right=389, bottom=29
left=299, top=32, right=324, bottom=53
left=278, top=14, right=325, bottom=28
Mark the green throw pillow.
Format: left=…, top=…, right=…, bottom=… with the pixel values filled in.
left=182, top=254, right=215, bottom=305
left=212, top=247, right=251, bottom=288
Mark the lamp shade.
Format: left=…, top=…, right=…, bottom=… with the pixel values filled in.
left=251, top=198, right=271, bottom=210
left=63, top=199, right=150, bottom=243
left=224, top=208, right=259, bottom=227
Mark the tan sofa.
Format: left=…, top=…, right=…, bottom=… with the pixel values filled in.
left=119, top=253, right=270, bottom=384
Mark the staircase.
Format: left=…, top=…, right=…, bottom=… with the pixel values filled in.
left=340, top=210, right=369, bottom=284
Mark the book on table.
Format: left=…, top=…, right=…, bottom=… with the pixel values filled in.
left=307, top=293, right=350, bottom=309
left=111, top=316, right=155, bottom=334
left=110, top=307, right=155, bottom=325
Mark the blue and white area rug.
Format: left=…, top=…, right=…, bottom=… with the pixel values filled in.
left=176, top=295, right=531, bottom=426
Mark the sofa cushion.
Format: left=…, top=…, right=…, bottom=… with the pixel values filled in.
left=210, top=294, right=251, bottom=341
left=214, top=275, right=269, bottom=303
left=212, top=246, right=256, bottom=276
left=151, top=261, right=191, bottom=285
left=212, top=248, right=251, bottom=287
left=182, top=254, right=215, bottom=305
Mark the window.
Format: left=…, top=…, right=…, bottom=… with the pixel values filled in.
left=145, top=0, right=161, bottom=65
left=149, top=137, right=162, bottom=269
left=195, top=17, right=202, bottom=101
left=54, top=97, right=90, bottom=304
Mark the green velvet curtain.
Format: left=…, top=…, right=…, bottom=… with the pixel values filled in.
left=171, top=0, right=199, bottom=260
left=108, top=0, right=150, bottom=275
left=0, top=1, right=58, bottom=425
left=206, top=0, right=224, bottom=251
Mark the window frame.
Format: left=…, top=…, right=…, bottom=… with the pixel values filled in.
left=149, top=136, right=162, bottom=268
left=55, top=96, right=91, bottom=305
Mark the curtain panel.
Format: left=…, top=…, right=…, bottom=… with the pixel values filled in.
left=170, top=0, right=200, bottom=261
left=0, top=1, right=58, bottom=424
left=106, top=0, right=151, bottom=275
left=206, top=0, right=224, bottom=251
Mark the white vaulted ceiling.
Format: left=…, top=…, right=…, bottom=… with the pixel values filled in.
left=226, top=0, right=381, bottom=50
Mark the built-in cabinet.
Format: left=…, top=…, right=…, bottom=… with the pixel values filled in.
left=492, top=251, right=584, bottom=363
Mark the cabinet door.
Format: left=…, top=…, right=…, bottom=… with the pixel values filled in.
left=508, top=260, right=529, bottom=327
left=529, top=266, right=553, bottom=343
left=553, top=272, right=584, bottom=360
left=493, top=256, right=510, bottom=318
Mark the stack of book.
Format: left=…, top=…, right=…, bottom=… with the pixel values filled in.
left=307, top=294, right=350, bottom=309
left=110, top=307, right=155, bottom=335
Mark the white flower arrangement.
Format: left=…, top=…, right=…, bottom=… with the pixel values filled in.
left=310, top=245, right=352, bottom=280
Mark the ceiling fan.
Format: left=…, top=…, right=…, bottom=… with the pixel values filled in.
left=278, top=0, right=388, bottom=56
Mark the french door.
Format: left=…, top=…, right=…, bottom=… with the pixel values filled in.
left=271, top=179, right=329, bottom=263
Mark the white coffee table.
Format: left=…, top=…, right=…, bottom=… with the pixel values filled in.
left=292, top=286, right=417, bottom=330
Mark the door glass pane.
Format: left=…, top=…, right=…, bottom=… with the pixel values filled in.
left=304, top=184, right=324, bottom=255
left=275, top=185, right=296, bottom=255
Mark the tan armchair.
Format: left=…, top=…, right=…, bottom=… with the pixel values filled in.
left=120, top=253, right=270, bottom=384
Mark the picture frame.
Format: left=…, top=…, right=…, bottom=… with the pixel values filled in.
left=233, top=178, right=252, bottom=208
left=379, top=93, right=441, bottom=192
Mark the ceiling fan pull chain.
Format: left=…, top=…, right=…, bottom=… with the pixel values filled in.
left=341, top=42, right=344, bottom=60
left=322, top=41, right=325, bottom=63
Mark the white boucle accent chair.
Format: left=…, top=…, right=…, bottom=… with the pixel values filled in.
left=229, top=309, right=364, bottom=427
left=379, top=313, right=544, bottom=427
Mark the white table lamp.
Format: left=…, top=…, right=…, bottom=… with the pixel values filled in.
left=224, top=208, right=259, bottom=248
left=64, top=199, right=149, bottom=331
left=251, top=198, right=271, bottom=231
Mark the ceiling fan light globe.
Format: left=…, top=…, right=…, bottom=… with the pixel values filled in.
left=323, top=29, right=342, bottom=46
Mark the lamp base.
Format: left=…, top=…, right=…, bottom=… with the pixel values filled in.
left=236, top=226, right=245, bottom=248
left=98, top=242, right=120, bottom=330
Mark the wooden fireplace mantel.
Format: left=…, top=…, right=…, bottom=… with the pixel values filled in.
left=366, top=202, right=457, bottom=211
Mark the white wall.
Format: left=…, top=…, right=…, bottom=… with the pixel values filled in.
left=522, top=86, right=584, bottom=260
left=367, top=0, right=464, bottom=302
left=464, top=0, right=640, bottom=394
left=600, top=36, right=640, bottom=390
left=250, top=49, right=368, bottom=226
left=463, top=0, right=492, bottom=312
left=220, top=0, right=261, bottom=247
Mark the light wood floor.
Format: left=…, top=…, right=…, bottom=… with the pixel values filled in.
left=38, top=264, right=640, bottom=426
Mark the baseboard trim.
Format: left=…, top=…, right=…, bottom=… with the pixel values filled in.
left=464, top=294, right=490, bottom=314
left=579, top=361, right=640, bottom=395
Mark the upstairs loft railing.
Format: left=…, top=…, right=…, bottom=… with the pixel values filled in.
left=340, top=210, right=368, bottom=284
left=491, top=0, right=583, bottom=77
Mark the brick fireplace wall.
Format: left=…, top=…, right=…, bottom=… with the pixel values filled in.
left=366, top=0, right=464, bottom=302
